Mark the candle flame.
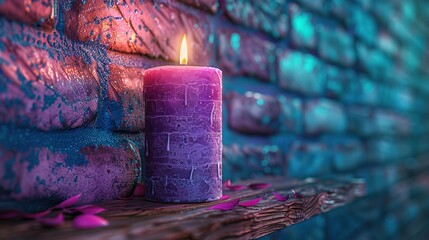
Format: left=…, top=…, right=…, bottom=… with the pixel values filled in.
left=180, top=34, right=188, bottom=65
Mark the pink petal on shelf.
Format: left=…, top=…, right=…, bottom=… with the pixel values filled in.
left=0, top=211, right=20, bottom=219
left=23, top=209, right=52, bottom=219
left=73, top=205, right=106, bottom=214
left=73, top=214, right=109, bottom=229
left=208, top=198, right=240, bottom=211
left=248, top=183, right=272, bottom=190
left=221, top=195, right=230, bottom=200
left=37, top=212, right=64, bottom=227
left=224, top=180, right=246, bottom=191
left=238, top=197, right=263, bottom=207
left=292, top=189, right=304, bottom=199
left=133, top=184, right=145, bottom=197
left=273, top=192, right=289, bottom=202
left=54, top=194, right=82, bottom=209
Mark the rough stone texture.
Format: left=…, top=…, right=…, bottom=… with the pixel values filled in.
left=217, top=28, right=276, bottom=82
left=223, top=0, right=288, bottom=38
left=64, top=0, right=212, bottom=65
left=304, top=99, right=347, bottom=135
left=289, top=4, right=317, bottom=49
left=0, top=127, right=141, bottom=213
left=277, top=50, right=325, bottom=95
left=0, top=0, right=56, bottom=29
left=317, top=23, right=355, bottom=66
left=0, top=20, right=99, bottom=131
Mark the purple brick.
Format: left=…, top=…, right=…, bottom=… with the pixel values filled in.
left=223, top=144, right=284, bottom=181
left=0, top=21, right=99, bottom=131
left=227, top=91, right=281, bottom=135
left=178, top=0, right=218, bottom=13
left=286, top=141, right=332, bottom=178
left=277, top=50, right=325, bottom=95
left=289, top=4, right=317, bottom=49
left=304, top=99, right=347, bottom=134
left=64, top=0, right=212, bottom=65
left=223, top=0, right=288, bottom=38
left=346, top=106, right=374, bottom=136
left=317, top=23, right=355, bottom=66
left=278, top=95, right=303, bottom=133
left=0, top=0, right=56, bottom=29
left=217, top=29, right=276, bottom=82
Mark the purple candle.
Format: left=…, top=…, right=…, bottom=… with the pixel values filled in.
left=143, top=36, right=222, bottom=203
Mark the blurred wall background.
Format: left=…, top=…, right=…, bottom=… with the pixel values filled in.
left=1, top=0, right=429, bottom=239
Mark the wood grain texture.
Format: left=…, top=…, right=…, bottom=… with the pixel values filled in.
left=0, top=177, right=365, bottom=240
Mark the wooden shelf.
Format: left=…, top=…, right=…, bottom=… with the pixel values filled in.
left=0, top=177, right=365, bottom=240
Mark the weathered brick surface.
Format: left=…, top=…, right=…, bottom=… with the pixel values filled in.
left=223, top=144, right=284, bottom=181
left=317, top=23, right=355, bottom=66
left=0, top=0, right=56, bottom=29
left=289, top=4, right=317, bottom=49
left=227, top=91, right=281, bottom=135
left=286, top=141, right=332, bottom=178
left=277, top=50, right=325, bottom=95
left=223, top=0, right=288, bottom=38
left=304, top=99, right=346, bottom=134
left=64, top=0, right=212, bottom=65
left=0, top=20, right=99, bottom=131
left=217, top=28, right=276, bottom=82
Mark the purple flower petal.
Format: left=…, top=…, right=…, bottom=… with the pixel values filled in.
left=224, top=180, right=246, bottom=191
left=23, top=209, right=52, bottom=219
left=0, top=211, right=20, bottom=219
left=54, top=194, right=82, bottom=209
left=73, top=214, right=109, bottom=229
left=238, top=197, right=263, bottom=207
left=221, top=195, right=230, bottom=200
left=248, top=183, right=272, bottom=190
left=273, top=192, right=289, bottom=202
left=292, top=189, right=304, bottom=199
left=133, top=184, right=145, bottom=197
left=73, top=205, right=106, bottom=214
left=37, top=212, right=64, bottom=227
left=208, top=198, right=240, bottom=211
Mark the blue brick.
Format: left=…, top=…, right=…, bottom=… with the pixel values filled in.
left=330, top=138, right=364, bottom=171
left=373, top=110, right=411, bottom=136
left=278, top=95, right=303, bottom=133
left=304, top=99, right=346, bottom=134
left=277, top=51, right=325, bottom=95
left=317, top=23, right=355, bottom=66
left=346, top=106, right=374, bottom=136
left=348, top=5, right=378, bottom=46
left=356, top=43, right=391, bottom=80
left=343, top=75, right=378, bottom=106
left=289, top=4, right=317, bottom=49
left=287, top=141, right=332, bottom=178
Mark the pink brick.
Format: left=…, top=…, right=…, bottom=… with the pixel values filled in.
left=0, top=21, right=99, bottom=131
left=217, top=28, right=276, bottom=82
left=0, top=0, right=56, bottom=29
left=64, top=0, right=212, bottom=65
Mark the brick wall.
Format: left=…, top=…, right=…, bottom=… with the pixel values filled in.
left=1, top=0, right=429, bottom=238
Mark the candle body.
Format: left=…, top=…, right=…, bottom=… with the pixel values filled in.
left=144, top=66, right=222, bottom=203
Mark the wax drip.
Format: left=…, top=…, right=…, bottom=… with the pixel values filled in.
left=185, top=86, right=188, bottom=106
left=217, top=162, right=221, bottom=179
left=210, top=103, right=215, bottom=127
left=190, top=166, right=195, bottom=180
left=167, top=133, right=170, bottom=151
